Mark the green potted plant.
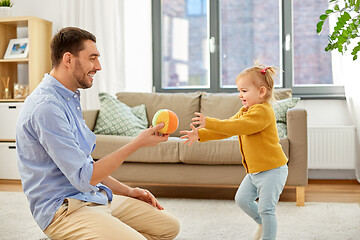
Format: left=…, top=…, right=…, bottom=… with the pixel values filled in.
left=0, top=0, right=13, bottom=18
left=317, top=0, right=360, bottom=60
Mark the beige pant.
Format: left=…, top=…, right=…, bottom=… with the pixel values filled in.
left=44, top=195, right=180, bottom=240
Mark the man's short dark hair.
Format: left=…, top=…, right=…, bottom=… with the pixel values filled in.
left=50, top=27, right=96, bottom=68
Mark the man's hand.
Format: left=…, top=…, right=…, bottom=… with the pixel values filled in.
left=91, top=123, right=169, bottom=186
left=192, top=112, right=206, bottom=129
left=127, top=187, right=164, bottom=210
left=180, top=123, right=199, bottom=146
left=134, top=123, right=169, bottom=147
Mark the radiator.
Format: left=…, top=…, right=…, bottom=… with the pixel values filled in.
left=308, top=126, right=356, bottom=169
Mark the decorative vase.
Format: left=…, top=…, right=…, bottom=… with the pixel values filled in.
left=0, top=7, right=12, bottom=18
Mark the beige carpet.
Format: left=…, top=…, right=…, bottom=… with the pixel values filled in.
left=0, top=192, right=359, bottom=240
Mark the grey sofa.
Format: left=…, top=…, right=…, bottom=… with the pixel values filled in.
left=83, top=90, right=308, bottom=206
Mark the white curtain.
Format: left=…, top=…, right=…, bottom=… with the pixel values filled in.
left=342, top=55, right=360, bottom=182
left=328, top=0, right=360, bottom=183
left=332, top=43, right=360, bottom=183
left=61, top=0, right=125, bottom=110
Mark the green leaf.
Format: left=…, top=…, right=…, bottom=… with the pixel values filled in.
left=320, top=14, right=328, bottom=20
left=317, top=21, right=325, bottom=33
left=328, top=35, right=333, bottom=42
left=338, top=35, right=346, bottom=43
left=353, top=43, right=360, bottom=52
left=317, top=1, right=359, bottom=61
left=325, top=9, right=334, bottom=14
left=338, top=15, right=346, bottom=25
left=355, top=0, right=360, bottom=11
left=343, top=12, right=351, bottom=21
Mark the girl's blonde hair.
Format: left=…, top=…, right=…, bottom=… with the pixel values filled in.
left=236, top=62, right=280, bottom=103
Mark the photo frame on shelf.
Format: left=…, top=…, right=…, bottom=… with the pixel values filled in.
left=3, top=38, right=29, bottom=59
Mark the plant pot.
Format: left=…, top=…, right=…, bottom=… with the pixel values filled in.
left=0, top=7, right=12, bottom=18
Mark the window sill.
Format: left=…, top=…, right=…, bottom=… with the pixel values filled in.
left=294, top=94, right=346, bottom=100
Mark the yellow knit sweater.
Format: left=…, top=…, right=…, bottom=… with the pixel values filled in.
left=198, top=102, right=288, bottom=173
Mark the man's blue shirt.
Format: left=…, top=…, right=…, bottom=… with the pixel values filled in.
left=16, top=74, right=113, bottom=231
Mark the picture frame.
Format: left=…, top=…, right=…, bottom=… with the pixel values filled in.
left=3, top=38, right=29, bottom=59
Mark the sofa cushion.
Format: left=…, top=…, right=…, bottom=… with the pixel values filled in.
left=200, top=88, right=293, bottom=120
left=200, top=92, right=242, bottom=120
left=116, top=92, right=201, bottom=137
left=277, top=122, right=287, bottom=138
left=179, top=138, right=289, bottom=165
left=131, top=104, right=148, bottom=126
left=82, top=109, right=99, bottom=131
left=273, top=98, right=300, bottom=124
left=179, top=138, right=242, bottom=164
left=273, top=88, right=293, bottom=100
left=92, top=135, right=181, bottom=163
left=93, top=93, right=148, bottom=136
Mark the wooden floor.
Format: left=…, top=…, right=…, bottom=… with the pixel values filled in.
left=1, top=179, right=359, bottom=204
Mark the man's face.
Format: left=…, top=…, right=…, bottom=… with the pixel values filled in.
left=72, top=40, right=101, bottom=89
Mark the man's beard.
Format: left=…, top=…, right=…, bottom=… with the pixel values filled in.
left=73, top=60, right=92, bottom=89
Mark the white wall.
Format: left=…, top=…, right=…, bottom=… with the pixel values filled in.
left=11, top=0, right=62, bottom=36
left=298, top=99, right=353, bottom=126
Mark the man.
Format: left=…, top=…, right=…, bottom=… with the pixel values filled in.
left=16, top=27, right=180, bottom=240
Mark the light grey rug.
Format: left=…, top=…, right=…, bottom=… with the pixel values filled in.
left=0, top=192, right=359, bottom=240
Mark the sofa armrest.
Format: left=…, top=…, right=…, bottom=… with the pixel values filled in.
left=82, top=109, right=99, bottom=131
left=286, top=108, right=308, bottom=186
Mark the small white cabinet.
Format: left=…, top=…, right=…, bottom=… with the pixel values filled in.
left=0, top=101, right=23, bottom=180
left=0, top=102, right=23, bottom=140
left=0, top=142, right=21, bottom=179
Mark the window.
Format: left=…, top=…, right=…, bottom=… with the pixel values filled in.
left=153, top=0, right=344, bottom=97
left=289, top=0, right=344, bottom=97
left=160, top=0, right=209, bottom=89
left=220, top=1, right=281, bottom=88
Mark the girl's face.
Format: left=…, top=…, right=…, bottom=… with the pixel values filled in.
left=236, top=74, right=266, bottom=109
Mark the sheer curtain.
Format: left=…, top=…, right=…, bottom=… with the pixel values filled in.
left=332, top=46, right=360, bottom=182
left=61, top=0, right=125, bottom=110
left=329, top=11, right=360, bottom=182
left=342, top=55, right=360, bottom=182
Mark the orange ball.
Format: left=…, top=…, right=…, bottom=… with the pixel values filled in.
left=152, top=109, right=179, bottom=134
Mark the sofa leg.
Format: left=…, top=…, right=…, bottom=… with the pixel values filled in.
left=296, top=186, right=305, bottom=206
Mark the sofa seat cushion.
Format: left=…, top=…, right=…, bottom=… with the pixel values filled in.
left=179, top=138, right=241, bottom=165
left=92, top=135, right=181, bottom=163
left=179, top=138, right=289, bottom=165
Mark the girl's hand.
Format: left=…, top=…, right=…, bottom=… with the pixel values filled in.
left=192, top=112, right=206, bottom=129
left=180, top=123, right=199, bottom=146
left=127, top=187, right=164, bottom=210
